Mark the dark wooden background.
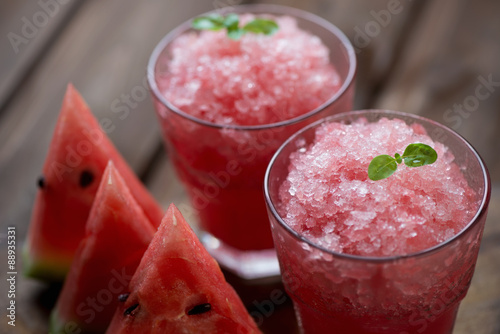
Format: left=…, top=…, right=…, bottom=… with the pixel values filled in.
left=0, top=0, right=499, bottom=333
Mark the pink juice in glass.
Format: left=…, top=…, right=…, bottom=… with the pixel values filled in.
left=148, top=4, right=356, bottom=277
left=265, top=110, right=490, bottom=333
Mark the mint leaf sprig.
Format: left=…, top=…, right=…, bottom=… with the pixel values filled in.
left=192, top=13, right=279, bottom=40
left=368, top=143, right=438, bottom=181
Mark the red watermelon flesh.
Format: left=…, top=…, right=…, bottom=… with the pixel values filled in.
left=50, top=161, right=156, bottom=333
left=23, top=84, right=164, bottom=281
left=106, top=204, right=261, bottom=334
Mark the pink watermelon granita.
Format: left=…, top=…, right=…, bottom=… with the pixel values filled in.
left=157, top=14, right=341, bottom=126
left=278, top=117, right=480, bottom=256
left=151, top=11, right=351, bottom=253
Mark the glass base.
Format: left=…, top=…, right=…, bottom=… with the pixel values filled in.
left=200, top=232, right=281, bottom=282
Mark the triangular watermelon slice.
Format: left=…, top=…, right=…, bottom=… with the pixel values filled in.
left=23, top=84, right=164, bottom=281
left=106, top=204, right=261, bottom=334
left=50, top=161, right=156, bottom=333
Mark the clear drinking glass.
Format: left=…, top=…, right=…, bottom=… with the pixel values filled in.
left=264, top=110, right=490, bottom=333
left=148, top=4, right=356, bottom=279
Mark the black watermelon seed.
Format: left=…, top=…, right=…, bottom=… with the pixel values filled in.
left=79, top=170, right=94, bottom=188
left=124, top=303, right=139, bottom=316
left=118, top=293, right=129, bottom=302
left=187, top=303, right=212, bottom=315
left=37, top=176, right=45, bottom=189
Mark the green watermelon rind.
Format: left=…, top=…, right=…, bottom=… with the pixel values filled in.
left=23, top=242, right=70, bottom=282
left=49, top=308, right=85, bottom=334
left=49, top=309, right=63, bottom=334
left=24, top=85, right=164, bottom=283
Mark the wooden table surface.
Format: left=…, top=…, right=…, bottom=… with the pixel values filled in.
left=1, top=0, right=499, bottom=333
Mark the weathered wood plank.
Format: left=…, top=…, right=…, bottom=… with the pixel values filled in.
left=373, top=0, right=500, bottom=183
left=455, top=186, right=500, bottom=334
left=0, top=0, right=217, bottom=236
left=0, top=1, right=216, bottom=332
left=369, top=1, right=500, bottom=332
left=0, top=0, right=82, bottom=110
left=1, top=0, right=499, bottom=333
left=253, top=0, right=425, bottom=109
left=144, top=150, right=194, bottom=226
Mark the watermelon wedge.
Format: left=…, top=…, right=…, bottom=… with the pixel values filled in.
left=106, top=204, right=261, bottom=334
left=23, top=84, right=164, bottom=281
left=50, top=161, right=156, bottom=333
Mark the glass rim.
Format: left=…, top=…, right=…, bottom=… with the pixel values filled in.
left=147, top=3, right=357, bottom=131
left=264, top=109, right=491, bottom=263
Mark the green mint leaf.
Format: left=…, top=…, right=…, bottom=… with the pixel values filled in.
left=394, top=153, right=402, bottom=164
left=227, top=27, right=245, bottom=40
left=402, top=143, right=438, bottom=167
left=243, top=19, right=279, bottom=35
left=223, top=13, right=242, bottom=40
left=223, top=13, right=239, bottom=28
left=193, top=14, right=279, bottom=39
left=368, top=155, right=398, bottom=181
left=192, top=14, right=225, bottom=31
left=368, top=143, right=438, bottom=181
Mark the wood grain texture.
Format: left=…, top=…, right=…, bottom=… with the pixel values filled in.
left=0, top=1, right=215, bottom=332
left=374, top=0, right=500, bottom=183
left=0, top=0, right=216, bottom=236
left=254, top=0, right=425, bottom=109
left=0, top=0, right=82, bottom=110
left=0, top=0, right=499, bottom=333
left=455, top=186, right=500, bottom=334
